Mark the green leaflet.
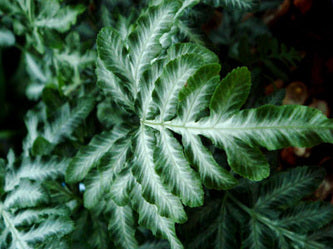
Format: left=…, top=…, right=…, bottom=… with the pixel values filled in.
left=128, top=0, right=182, bottom=97
left=35, top=1, right=85, bottom=32
left=97, top=27, right=133, bottom=103
left=0, top=28, right=15, bottom=47
left=210, top=67, right=251, bottom=119
left=43, top=98, right=95, bottom=144
left=132, top=126, right=187, bottom=223
left=129, top=176, right=184, bottom=249
left=107, top=200, right=138, bottom=249
left=83, top=137, right=132, bottom=209
left=66, top=126, right=129, bottom=183
left=5, top=156, right=69, bottom=191
left=155, top=128, right=203, bottom=207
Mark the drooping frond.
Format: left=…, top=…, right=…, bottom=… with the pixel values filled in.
left=182, top=166, right=333, bottom=249
left=43, top=98, right=95, bottom=144
left=0, top=159, right=73, bottom=249
left=255, top=166, right=325, bottom=210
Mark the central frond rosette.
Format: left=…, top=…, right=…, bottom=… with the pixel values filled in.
left=65, top=1, right=333, bottom=248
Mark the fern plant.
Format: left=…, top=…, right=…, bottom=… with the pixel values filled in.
left=182, top=166, right=333, bottom=249
left=64, top=1, right=332, bottom=248
left=1, top=0, right=333, bottom=248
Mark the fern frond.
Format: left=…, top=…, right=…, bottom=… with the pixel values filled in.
left=132, top=126, right=186, bottom=222
left=239, top=167, right=332, bottom=249
left=66, top=126, right=129, bottom=183
left=5, top=156, right=69, bottom=191
left=145, top=67, right=332, bottom=180
left=35, top=1, right=85, bottom=32
left=183, top=166, right=333, bottom=249
left=83, top=136, right=132, bottom=209
left=0, top=152, right=74, bottom=249
left=130, top=176, right=184, bottom=249
left=279, top=202, right=333, bottom=233
left=107, top=199, right=138, bottom=249
left=128, top=1, right=182, bottom=97
left=0, top=182, right=73, bottom=249
left=256, top=166, right=325, bottom=209
left=44, top=98, right=95, bottom=144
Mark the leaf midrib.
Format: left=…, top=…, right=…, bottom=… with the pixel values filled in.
left=143, top=119, right=331, bottom=131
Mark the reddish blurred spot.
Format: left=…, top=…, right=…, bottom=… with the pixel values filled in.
left=265, top=79, right=284, bottom=95
left=293, top=0, right=313, bottom=14
left=281, top=147, right=297, bottom=165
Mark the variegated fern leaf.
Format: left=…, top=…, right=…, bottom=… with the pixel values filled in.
left=0, top=152, right=74, bottom=249
left=65, top=0, right=333, bottom=248
left=22, top=97, right=95, bottom=156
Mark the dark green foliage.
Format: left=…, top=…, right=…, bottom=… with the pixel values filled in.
left=182, top=167, right=333, bottom=249
left=0, top=0, right=332, bottom=248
